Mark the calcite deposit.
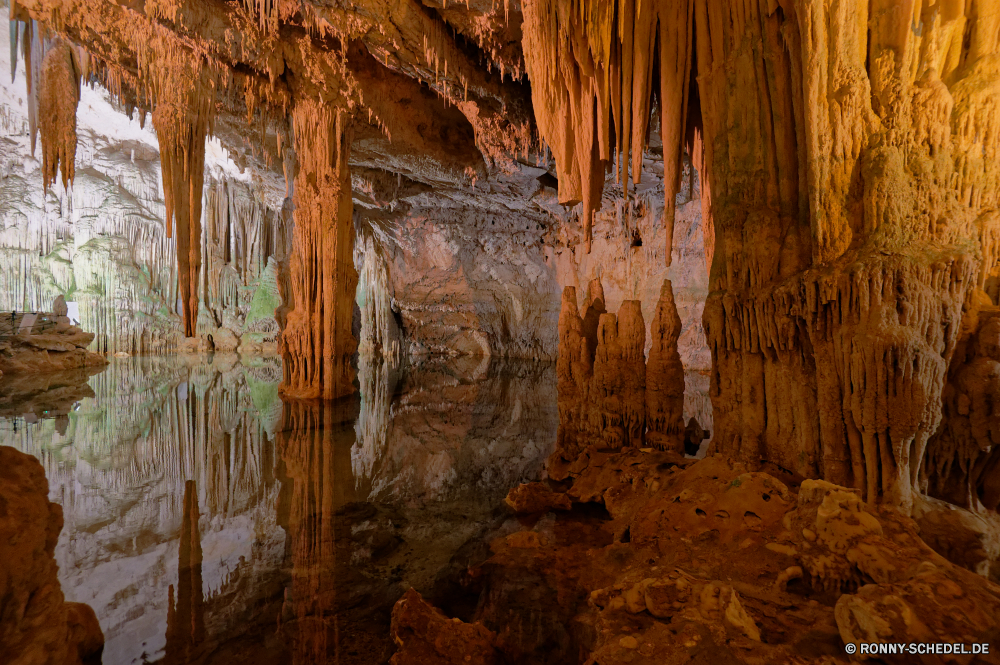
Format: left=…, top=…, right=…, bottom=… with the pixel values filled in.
left=553, top=278, right=703, bottom=475
left=0, top=311, right=107, bottom=375
left=2, top=0, right=1000, bottom=661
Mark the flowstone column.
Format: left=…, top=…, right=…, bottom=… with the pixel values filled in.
left=696, top=0, right=998, bottom=513
left=280, top=100, right=358, bottom=400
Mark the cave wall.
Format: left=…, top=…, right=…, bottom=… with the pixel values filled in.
left=0, top=23, right=287, bottom=355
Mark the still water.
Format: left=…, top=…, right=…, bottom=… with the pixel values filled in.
left=1, top=354, right=559, bottom=664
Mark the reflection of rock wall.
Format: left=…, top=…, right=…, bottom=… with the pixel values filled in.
left=0, top=25, right=285, bottom=354
left=0, top=356, right=285, bottom=665
left=352, top=355, right=557, bottom=507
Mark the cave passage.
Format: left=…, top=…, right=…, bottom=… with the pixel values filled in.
left=2, top=0, right=1000, bottom=662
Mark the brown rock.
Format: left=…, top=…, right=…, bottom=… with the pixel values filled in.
left=646, top=280, right=685, bottom=452
left=504, top=482, right=571, bottom=514
left=390, top=588, right=500, bottom=665
left=0, top=446, right=104, bottom=665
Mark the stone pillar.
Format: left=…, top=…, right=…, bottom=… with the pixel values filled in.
left=280, top=100, right=358, bottom=400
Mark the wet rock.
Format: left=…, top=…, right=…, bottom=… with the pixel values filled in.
left=390, top=588, right=500, bottom=665
left=0, top=313, right=106, bottom=375
left=505, top=482, right=571, bottom=514
left=0, top=446, right=104, bottom=664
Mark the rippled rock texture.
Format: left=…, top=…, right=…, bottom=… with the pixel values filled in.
left=0, top=445, right=104, bottom=665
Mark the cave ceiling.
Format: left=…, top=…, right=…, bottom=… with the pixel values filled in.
left=9, top=0, right=540, bottom=216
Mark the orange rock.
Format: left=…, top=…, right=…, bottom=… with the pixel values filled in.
left=390, top=588, right=500, bottom=665
left=0, top=446, right=104, bottom=665
left=646, top=279, right=685, bottom=451
left=505, top=482, right=572, bottom=515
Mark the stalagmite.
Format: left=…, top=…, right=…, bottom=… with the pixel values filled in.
left=553, top=286, right=589, bottom=475
left=280, top=100, right=358, bottom=400
left=646, top=279, right=684, bottom=451
left=150, top=49, right=215, bottom=338
left=37, top=38, right=79, bottom=191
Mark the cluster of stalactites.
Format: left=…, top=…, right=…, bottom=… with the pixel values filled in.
left=10, top=18, right=90, bottom=192
left=522, top=0, right=693, bottom=257
left=37, top=39, right=81, bottom=191
left=149, top=47, right=217, bottom=337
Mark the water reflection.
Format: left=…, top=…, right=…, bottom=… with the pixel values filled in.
left=1, top=354, right=558, bottom=664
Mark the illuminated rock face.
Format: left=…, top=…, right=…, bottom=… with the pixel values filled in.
left=280, top=103, right=358, bottom=400
left=518, top=0, right=1000, bottom=515
left=3, top=0, right=998, bottom=585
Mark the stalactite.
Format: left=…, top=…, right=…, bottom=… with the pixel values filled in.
left=150, top=49, right=215, bottom=338
left=645, top=278, right=684, bottom=451
left=37, top=38, right=79, bottom=191
left=281, top=100, right=358, bottom=400
left=521, top=0, right=693, bottom=257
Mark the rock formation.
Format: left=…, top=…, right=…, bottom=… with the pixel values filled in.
left=646, top=278, right=685, bottom=451
left=0, top=311, right=107, bottom=374
left=150, top=45, right=215, bottom=338
left=389, top=588, right=500, bottom=665
left=554, top=278, right=690, bottom=470
left=280, top=103, right=358, bottom=400
left=392, top=444, right=1000, bottom=664
left=0, top=446, right=104, bottom=665
left=3, top=0, right=1000, bottom=660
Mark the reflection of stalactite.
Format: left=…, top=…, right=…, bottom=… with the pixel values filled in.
left=281, top=102, right=358, bottom=399
left=0, top=356, right=283, bottom=555
left=164, top=479, right=205, bottom=664
left=278, top=397, right=360, bottom=664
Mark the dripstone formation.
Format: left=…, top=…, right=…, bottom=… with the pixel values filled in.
left=3, top=0, right=1000, bottom=661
